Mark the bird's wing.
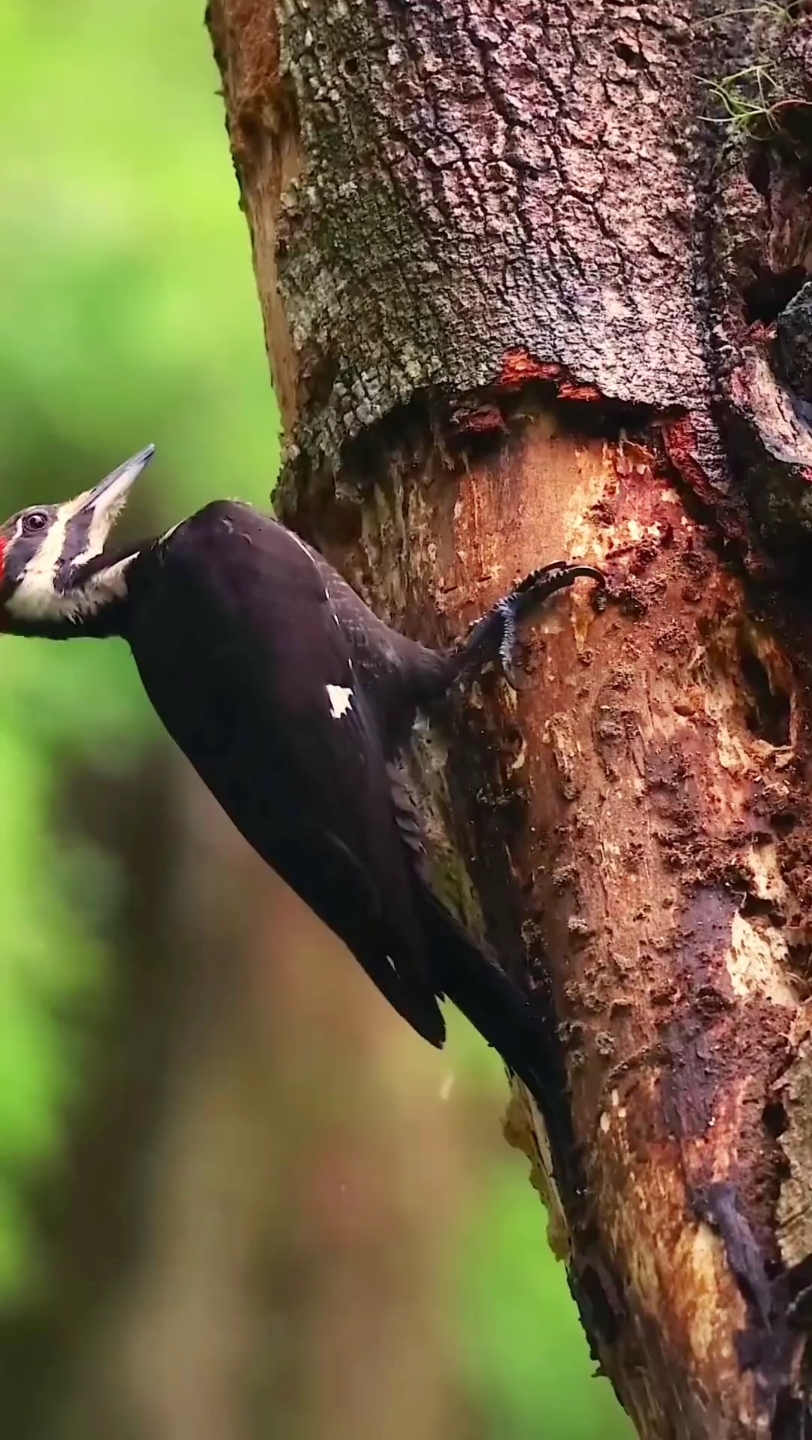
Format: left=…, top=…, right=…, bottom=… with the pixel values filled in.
left=154, top=502, right=445, bottom=1044
left=301, top=537, right=447, bottom=732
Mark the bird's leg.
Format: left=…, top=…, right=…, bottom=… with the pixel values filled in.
left=446, top=561, right=604, bottom=689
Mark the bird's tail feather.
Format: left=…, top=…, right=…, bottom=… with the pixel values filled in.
left=414, top=882, right=559, bottom=1112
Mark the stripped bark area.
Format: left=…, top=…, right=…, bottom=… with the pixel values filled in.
left=208, top=1, right=812, bottom=1435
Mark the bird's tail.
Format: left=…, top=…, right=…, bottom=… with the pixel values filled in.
left=413, top=880, right=562, bottom=1116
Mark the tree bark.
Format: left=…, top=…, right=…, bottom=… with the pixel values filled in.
left=208, top=2, right=812, bottom=1436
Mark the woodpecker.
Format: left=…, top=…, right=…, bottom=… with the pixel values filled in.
left=0, top=447, right=602, bottom=1107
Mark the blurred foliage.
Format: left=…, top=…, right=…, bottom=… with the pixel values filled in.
left=0, top=1, right=631, bottom=1436
left=456, top=1155, right=630, bottom=1439
left=0, top=0, right=277, bottom=1305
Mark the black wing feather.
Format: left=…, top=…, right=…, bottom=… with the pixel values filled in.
left=129, top=502, right=444, bottom=1044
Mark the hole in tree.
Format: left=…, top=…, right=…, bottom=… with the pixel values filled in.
left=743, top=264, right=808, bottom=326
left=746, top=147, right=771, bottom=199
left=309, top=351, right=340, bottom=407
left=739, top=645, right=791, bottom=747
left=578, top=1264, right=621, bottom=1345
left=614, top=39, right=647, bottom=68
left=763, top=1100, right=787, bottom=1140
left=741, top=891, right=783, bottom=923
left=789, top=941, right=812, bottom=978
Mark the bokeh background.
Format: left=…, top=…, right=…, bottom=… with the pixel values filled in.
left=0, top=3, right=631, bottom=1437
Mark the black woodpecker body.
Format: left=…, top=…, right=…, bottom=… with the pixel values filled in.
left=0, top=448, right=602, bottom=1106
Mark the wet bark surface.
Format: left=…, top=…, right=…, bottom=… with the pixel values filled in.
left=209, top=2, right=812, bottom=1435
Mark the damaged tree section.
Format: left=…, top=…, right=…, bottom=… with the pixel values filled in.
left=208, top=0, right=812, bottom=1435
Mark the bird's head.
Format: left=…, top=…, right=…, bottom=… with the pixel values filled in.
left=0, top=445, right=155, bottom=638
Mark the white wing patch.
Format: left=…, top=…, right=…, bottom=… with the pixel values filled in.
left=326, top=683, right=353, bottom=719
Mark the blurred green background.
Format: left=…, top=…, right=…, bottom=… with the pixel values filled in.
left=0, top=2, right=630, bottom=1437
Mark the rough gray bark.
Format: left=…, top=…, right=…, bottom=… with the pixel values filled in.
left=209, top=2, right=812, bottom=1436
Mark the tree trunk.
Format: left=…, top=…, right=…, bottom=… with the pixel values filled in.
left=208, top=2, right=812, bottom=1436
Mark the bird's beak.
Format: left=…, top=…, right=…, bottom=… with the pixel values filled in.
left=78, top=444, right=156, bottom=520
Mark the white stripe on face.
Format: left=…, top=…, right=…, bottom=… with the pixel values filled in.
left=7, top=493, right=89, bottom=621
left=77, top=556, right=134, bottom=613
left=3, top=449, right=154, bottom=627
left=6, top=489, right=130, bottom=624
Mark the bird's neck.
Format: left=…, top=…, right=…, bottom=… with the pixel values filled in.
left=7, top=538, right=159, bottom=641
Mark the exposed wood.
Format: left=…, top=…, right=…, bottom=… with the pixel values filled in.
left=208, top=1, right=812, bottom=1435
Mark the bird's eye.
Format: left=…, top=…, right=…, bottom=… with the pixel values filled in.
left=22, top=511, right=48, bottom=534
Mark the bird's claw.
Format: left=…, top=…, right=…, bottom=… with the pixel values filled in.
left=449, top=561, right=604, bottom=691
left=500, top=660, right=521, bottom=691
left=496, top=598, right=521, bottom=689
left=495, top=563, right=604, bottom=688
left=513, top=561, right=606, bottom=606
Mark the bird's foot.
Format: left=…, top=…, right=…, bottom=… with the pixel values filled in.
left=493, top=596, right=521, bottom=689
left=454, top=561, right=605, bottom=689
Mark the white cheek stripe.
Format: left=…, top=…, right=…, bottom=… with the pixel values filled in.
left=8, top=496, right=83, bottom=621
left=6, top=490, right=133, bottom=625
left=80, top=557, right=133, bottom=613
